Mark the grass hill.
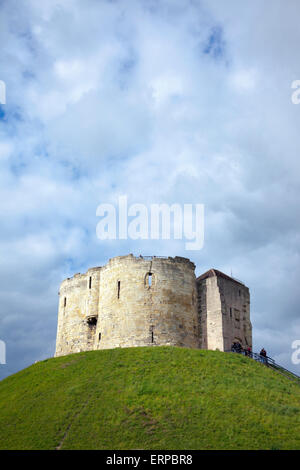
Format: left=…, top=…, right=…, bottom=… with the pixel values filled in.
left=0, top=346, right=299, bottom=450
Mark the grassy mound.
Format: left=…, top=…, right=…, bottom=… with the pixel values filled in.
left=0, top=347, right=299, bottom=450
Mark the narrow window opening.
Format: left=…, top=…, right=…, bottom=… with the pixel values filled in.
left=89, top=276, right=92, bottom=289
left=117, top=281, right=120, bottom=299
left=230, top=307, right=232, bottom=317
left=150, top=325, right=154, bottom=344
left=238, top=289, right=241, bottom=296
left=64, top=297, right=66, bottom=307
left=145, top=272, right=155, bottom=288
left=99, top=332, right=101, bottom=341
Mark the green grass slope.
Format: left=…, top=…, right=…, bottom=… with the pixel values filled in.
left=0, top=347, right=299, bottom=450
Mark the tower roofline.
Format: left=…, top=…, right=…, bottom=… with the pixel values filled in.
left=196, top=268, right=245, bottom=286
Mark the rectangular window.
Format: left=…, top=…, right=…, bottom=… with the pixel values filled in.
left=89, top=276, right=92, bottom=289
left=64, top=297, right=66, bottom=307
left=117, top=281, right=120, bottom=299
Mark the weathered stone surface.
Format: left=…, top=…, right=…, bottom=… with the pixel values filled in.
left=55, top=256, right=252, bottom=356
left=196, top=269, right=252, bottom=351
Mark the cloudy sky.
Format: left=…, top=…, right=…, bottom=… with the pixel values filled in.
left=1, top=0, right=300, bottom=379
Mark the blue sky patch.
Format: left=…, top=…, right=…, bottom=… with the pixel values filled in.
left=203, top=25, right=225, bottom=59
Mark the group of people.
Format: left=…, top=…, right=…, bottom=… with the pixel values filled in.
left=231, top=342, right=252, bottom=356
left=259, top=348, right=267, bottom=363
left=230, top=342, right=268, bottom=363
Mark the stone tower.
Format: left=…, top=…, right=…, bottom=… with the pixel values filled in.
left=196, top=269, right=252, bottom=352
left=55, top=254, right=252, bottom=357
left=55, top=254, right=199, bottom=356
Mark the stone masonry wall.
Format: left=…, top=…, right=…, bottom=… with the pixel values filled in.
left=205, top=276, right=224, bottom=351
left=196, top=274, right=252, bottom=352
left=55, top=255, right=252, bottom=357
left=196, top=280, right=207, bottom=349
left=218, top=277, right=252, bottom=351
left=55, top=255, right=200, bottom=357
left=55, top=267, right=101, bottom=357
left=94, top=254, right=199, bottom=350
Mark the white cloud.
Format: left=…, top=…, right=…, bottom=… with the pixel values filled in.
left=150, top=74, right=184, bottom=106
left=1, top=0, right=300, bottom=379
left=230, top=68, right=258, bottom=92
left=0, top=141, right=14, bottom=160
